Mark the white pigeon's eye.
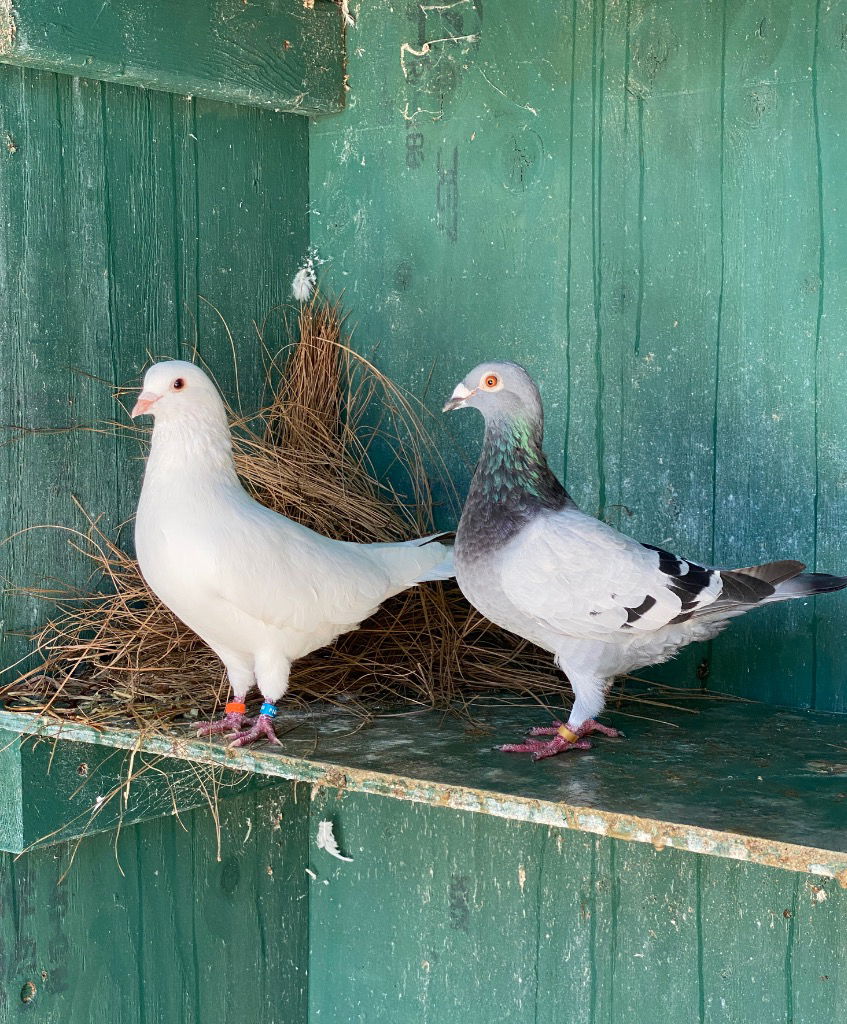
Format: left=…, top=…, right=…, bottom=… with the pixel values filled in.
left=482, top=373, right=500, bottom=390
left=172, top=378, right=186, bottom=391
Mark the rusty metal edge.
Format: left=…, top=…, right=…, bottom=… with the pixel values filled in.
left=2, top=710, right=845, bottom=884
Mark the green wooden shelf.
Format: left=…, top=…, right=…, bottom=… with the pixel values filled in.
left=2, top=699, right=846, bottom=881
left=0, top=0, right=345, bottom=113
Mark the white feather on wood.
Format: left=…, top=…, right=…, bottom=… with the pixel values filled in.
left=316, top=820, right=353, bottom=862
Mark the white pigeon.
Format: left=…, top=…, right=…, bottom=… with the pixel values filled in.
left=444, top=361, right=847, bottom=759
left=131, top=360, right=452, bottom=747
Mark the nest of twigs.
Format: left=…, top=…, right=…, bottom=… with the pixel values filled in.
left=0, top=293, right=718, bottom=734
left=0, top=295, right=572, bottom=729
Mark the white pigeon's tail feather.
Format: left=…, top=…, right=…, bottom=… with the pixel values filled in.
left=412, top=551, right=455, bottom=582
left=364, top=533, right=455, bottom=591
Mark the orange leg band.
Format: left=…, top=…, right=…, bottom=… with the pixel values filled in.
left=225, top=701, right=247, bottom=715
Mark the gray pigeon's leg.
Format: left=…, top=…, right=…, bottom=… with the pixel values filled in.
left=500, top=719, right=623, bottom=759
left=228, top=654, right=289, bottom=749
left=499, top=667, right=621, bottom=759
left=526, top=719, right=622, bottom=739
left=197, top=659, right=255, bottom=737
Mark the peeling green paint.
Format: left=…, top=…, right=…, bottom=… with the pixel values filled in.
left=3, top=702, right=846, bottom=881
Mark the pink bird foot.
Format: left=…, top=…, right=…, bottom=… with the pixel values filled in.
left=500, top=719, right=623, bottom=760
left=228, top=712, right=282, bottom=749
left=196, top=711, right=254, bottom=738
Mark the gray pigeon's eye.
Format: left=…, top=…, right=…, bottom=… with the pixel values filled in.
left=172, top=378, right=186, bottom=391
left=483, top=374, right=499, bottom=389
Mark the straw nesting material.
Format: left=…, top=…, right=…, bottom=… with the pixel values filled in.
left=0, top=295, right=569, bottom=730
left=1, top=294, right=721, bottom=734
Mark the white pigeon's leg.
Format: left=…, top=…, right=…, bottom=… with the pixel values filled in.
left=229, top=652, right=290, bottom=749
left=500, top=664, right=622, bottom=760
left=196, top=657, right=256, bottom=738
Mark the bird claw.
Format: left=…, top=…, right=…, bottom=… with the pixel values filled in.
left=196, top=711, right=255, bottom=737
left=504, top=718, right=624, bottom=758
left=525, top=719, right=565, bottom=737
left=227, top=713, right=282, bottom=749
left=500, top=736, right=593, bottom=759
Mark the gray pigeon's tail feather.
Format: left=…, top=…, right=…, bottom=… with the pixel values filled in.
left=731, top=559, right=806, bottom=586
left=770, top=571, right=847, bottom=600
left=693, top=560, right=847, bottom=623
left=718, top=559, right=804, bottom=604
left=723, top=559, right=847, bottom=605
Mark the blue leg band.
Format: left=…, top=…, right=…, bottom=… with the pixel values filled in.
left=259, top=702, right=278, bottom=718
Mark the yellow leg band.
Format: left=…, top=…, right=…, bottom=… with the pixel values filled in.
left=557, top=725, right=580, bottom=743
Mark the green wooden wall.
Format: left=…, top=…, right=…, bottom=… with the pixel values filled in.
left=308, top=789, right=847, bottom=1024
left=0, top=784, right=309, bottom=1022
left=2, top=784, right=845, bottom=1023
left=310, top=0, right=847, bottom=713
left=0, top=66, right=309, bottom=670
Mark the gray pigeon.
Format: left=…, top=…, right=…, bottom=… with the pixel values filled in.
left=444, top=361, right=847, bottom=759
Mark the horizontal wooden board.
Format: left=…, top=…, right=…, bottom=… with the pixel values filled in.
left=3, top=700, right=847, bottom=879
left=0, top=0, right=345, bottom=113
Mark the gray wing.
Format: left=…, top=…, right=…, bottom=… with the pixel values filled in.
left=497, top=509, right=727, bottom=640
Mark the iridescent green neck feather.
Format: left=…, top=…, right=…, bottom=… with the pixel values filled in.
left=456, top=413, right=574, bottom=561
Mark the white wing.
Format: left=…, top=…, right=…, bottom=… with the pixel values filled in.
left=140, top=493, right=399, bottom=637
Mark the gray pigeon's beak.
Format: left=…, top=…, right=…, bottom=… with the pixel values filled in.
left=131, top=390, right=160, bottom=418
left=443, top=382, right=476, bottom=413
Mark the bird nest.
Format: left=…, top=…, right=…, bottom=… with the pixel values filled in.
left=0, top=294, right=713, bottom=736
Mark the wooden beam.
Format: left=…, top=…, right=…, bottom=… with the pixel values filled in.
left=3, top=702, right=847, bottom=879
left=0, top=0, right=345, bottom=114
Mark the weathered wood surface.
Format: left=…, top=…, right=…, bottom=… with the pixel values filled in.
left=0, top=66, right=309, bottom=672
left=2, top=717, right=846, bottom=1023
left=0, top=784, right=309, bottom=1023
left=0, top=727, right=280, bottom=853
left=3, top=701, right=847, bottom=878
left=0, top=0, right=345, bottom=113
left=310, top=0, right=847, bottom=712
left=309, top=792, right=847, bottom=1024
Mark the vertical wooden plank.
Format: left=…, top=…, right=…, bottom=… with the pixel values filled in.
left=809, top=0, right=847, bottom=712
left=791, top=872, right=847, bottom=1022
left=606, top=843, right=702, bottom=1022
left=699, top=858, right=793, bottom=1022
left=0, top=67, right=310, bottom=673
left=307, top=790, right=552, bottom=1023
left=0, top=782, right=308, bottom=1023
left=613, top=0, right=726, bottom=688
left=192, top=98, right=309, bottom=412
left=0, top=67, right=115, bottom=669
left=535, top=833, right=615, bottom=1024
left=710, top=1, right=820, bottom=706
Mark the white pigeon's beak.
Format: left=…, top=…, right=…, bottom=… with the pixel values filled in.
left=443, top=382, right=477, bottom=412
left=131, top=390, right=161, bottom=418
